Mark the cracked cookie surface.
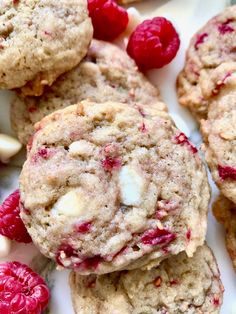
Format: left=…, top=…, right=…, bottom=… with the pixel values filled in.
left=0, top=0, right=92, bottom=95
left=19, top=100, right=209, bottom=274
left=177, top=5, right=236, bottom=121
left=11, top=39, right=161, bottom=145
left=69, top=245, right=223, bottom=314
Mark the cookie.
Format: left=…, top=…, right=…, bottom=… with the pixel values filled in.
left=0, top=0, right=92, bottom=96
left=69, top=245, right=224, bottom=314
left=11, top=39, right=161, bottom=145
left=213, top=194, right=236, bottom=272
left=177, top=5, right=236, bottom=121
left=19, top=100, right=210, bottom=274
left=201, top=62, right=236, bottom=204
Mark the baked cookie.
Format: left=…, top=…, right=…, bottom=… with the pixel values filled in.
left=177, top=5, right=236, bottom=121
left=201, top=62, right=236, bottom=204
left=213, top=195, right=236, bottom=272
left=19, top=101, right=210, bottom=274
left=69, top=245, right=224, bottom=314
left=0, top=0, right=92, bottom=96
left=11, top=40, right=161, bottom=145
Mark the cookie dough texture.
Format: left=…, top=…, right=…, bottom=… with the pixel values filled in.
left=70, top=245, right=223, bottom=314
left=11, top=40, right=160, bottom=145
left=19, top=101, right=209, bottom=274
left=213, top=195, right=236, bottom=272
left=177, top=5, right=236, bottom=121
left=201, top=63, right=236, bottom=204
left=0, top=0, right=92, bottom=95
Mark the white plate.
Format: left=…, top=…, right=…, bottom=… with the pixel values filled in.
left=0, top=1, right=236, bottom=313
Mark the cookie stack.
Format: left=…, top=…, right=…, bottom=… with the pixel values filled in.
left=3, top=0, right=224, bottom=313
left=178, top=6, right=236, bottom=274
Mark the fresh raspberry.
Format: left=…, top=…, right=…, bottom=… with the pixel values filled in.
left=141, top=228, right=176, bottom=246
left=0, top=261, right=49, bottom=314
left=0, top=190, right=32, bottom=243
left=127, top=17, right=180, bottom=70
left=88, top=0, right=129, bottom=41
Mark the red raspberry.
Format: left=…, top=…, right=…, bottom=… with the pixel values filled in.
left=141, top=228, right=176, bottom=246
left=127, top=17, right=180, bottom=70
left=0, top=261, right=49, bottom=314
left=0, top=190, right=32, bottom=243
left=88, top=0, right=129, bottom=41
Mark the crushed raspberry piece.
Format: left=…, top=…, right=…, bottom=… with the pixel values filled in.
left=218, top=165, right=236, bottom=181
left=141, top=228, right=176, bottom=246
left=56, top=244, right=76, bottom=266
left=218, top=19, right=234, bottom=34
left=77, top=256, right=102, bottom=271
left=0, top=261, right=49, bottom=313
left=213, top=297, right=220, bottom=306
left=212, top=72, right=231, bottom=95
left=137, top=107, right=146, bottom=117
left=174, top=132, right=197, bottom=154
left=170, top=279, right=179, bottom=285
left=194, top=33, right=208, bottom=49
left=32, top=148, right=53, bottom=162
left=0, top=190, right=32, bottom=243
left=139, top=122, right=148, bottom=133
left=186, top=229, right=191, bottom=241
left=28, top=106, right=37, bottom=113
left=153, top=276, right=162, bottom=287
left=101, top=156, right=121, bottom=171
left=75, top=221, right=92, bottom=233
left=127, top=17, right=180, bottom=70
left=88, top=0, right=129, bottom=41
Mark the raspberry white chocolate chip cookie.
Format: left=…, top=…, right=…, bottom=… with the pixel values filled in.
left=70, top=245, right=224, bottom=314
left=177, top=5, right=236, bottom=121
left=201, top=62, right=236, bottom=204
left=213, top=195, right=236, bottom=272
left=0, top=0, right=92, bottom=96
left=19, top=101, right=209, bottom=274
left=11, top=40, right=161, bottom=145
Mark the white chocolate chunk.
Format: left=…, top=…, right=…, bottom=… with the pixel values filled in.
left=53, top=190, right=87, bottom=217
left=69, top=140, right=94, bottom=157
left=0, top=235, right=11, bottom=258
left=119, top=165, right=145, bottom=206
left=0, top=134, right=22, bottom=163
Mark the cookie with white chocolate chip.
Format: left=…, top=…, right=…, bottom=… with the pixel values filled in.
left=0, top=0, right=92, bottom=96
left=70, top=245, right=224, bottom=314
left=19, top=100, right=210, bottom=274
left=11, top=40, right=161, bottom=145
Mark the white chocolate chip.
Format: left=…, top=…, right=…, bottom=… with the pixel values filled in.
left=119, top=165, right=145, bottom=206
left=68, top=140, right=94, bottom=157
left=0, top=235, right=11, bottom=258
left=0, top=134, right=22, bottom=163
left=53, top=190, right=87, bottom=217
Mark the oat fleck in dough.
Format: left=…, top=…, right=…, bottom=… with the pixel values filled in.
left=201, top=62, right=236, bottom=204
left=11, top=40, right=161, bottom=145
left=70, top=245, right=224, bottom=314
left=19, top=101, right=210, bottom=274
left=0, top=0, right=92, bottom=96
left=177, top=5, right=236, bottom=121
